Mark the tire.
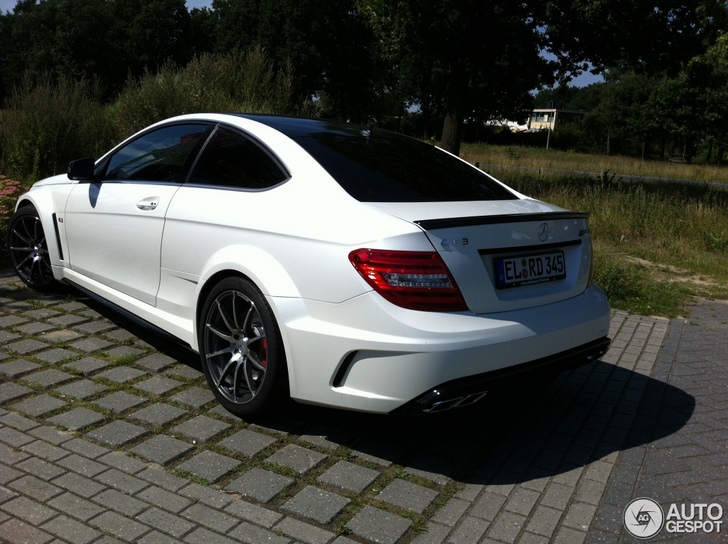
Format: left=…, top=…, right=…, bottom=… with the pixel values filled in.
left=198, top=277, right=288, bottom=417
left=6, top=206, right=56, bottom=291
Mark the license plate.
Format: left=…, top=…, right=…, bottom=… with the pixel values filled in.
left=495, top=251, right=566, bottom=289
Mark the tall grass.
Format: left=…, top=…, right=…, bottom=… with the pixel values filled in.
left=493, top=168, right=728, bottom=316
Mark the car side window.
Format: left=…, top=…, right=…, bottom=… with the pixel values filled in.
left=188, top=127, right=288, bottom=189
left=104, top=124, right=211, bottom=182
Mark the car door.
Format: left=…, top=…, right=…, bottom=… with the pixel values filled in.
left=64, top=123, right=212, bottom=305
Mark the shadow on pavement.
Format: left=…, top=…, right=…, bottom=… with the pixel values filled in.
left=243, top=359, right=695, bottom=487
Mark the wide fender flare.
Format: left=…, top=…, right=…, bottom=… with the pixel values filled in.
left=195, top=243, right=301, bottom=298
left=193, top=243, right=302, bottom=333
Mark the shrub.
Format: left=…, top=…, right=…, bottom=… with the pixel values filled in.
left=0, top=175, right=26, bottom=262
left=112, top=47, right=295, bottom=137
left=0, top=74, right=115, bottom=181
left=0, top=175, right=23, bottom=219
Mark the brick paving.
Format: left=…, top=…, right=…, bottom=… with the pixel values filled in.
left=0, top=270, right=726, bottom=543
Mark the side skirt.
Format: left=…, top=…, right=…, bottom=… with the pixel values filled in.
left=62, top=279, right=192, bottom=351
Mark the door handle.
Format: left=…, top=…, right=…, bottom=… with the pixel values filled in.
left=137, top=197, right=160, bottom=211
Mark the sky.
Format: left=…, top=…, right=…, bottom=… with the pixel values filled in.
left=569, top=71, right=603, bottom=87
left=186, top=0, right=213, bottom=9
left=0, top=0, right=213, bottom=12
left=0, top=0, right=601, bottom=87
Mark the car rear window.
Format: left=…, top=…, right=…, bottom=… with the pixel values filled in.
left=292, top=126, right=516, bottom=202
left=188, top=127, right=289, bottom=189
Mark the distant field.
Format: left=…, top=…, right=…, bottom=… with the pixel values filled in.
left=461, top=143, right=728, bottom=184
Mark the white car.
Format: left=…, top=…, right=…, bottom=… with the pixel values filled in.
left=7, top=114, right=610, bottom=416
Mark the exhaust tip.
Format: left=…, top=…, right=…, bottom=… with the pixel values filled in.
left=423, top=391, right=489, bottom=413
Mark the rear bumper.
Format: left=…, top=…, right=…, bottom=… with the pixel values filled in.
left=390, top=336, right=610, bottom=415
left=275, top=283, right=611, bottom=414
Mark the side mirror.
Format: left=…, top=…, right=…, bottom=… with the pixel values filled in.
left=67, top=157, right=96, bottom=181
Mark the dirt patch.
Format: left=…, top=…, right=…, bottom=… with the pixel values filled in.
left=626, top=256, right=721, bottom=289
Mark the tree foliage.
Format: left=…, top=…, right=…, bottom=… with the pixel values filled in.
left=209, top=0, right=377, bottom=120
left=0, top=0, right=192, bottom=100
left=541, top=0, right=727, bottom=77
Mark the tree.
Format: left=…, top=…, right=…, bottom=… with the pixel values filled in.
left=0, top=0, right=193, bottom=102
left=359, top=0, right=554, bottom=155
left=683, top=34, right=728, bottom=163
left=210, top=0, right=378, bottom=121
left=533, top=84, right=604, bottom=112
left=109, top=0, right=192, bottom=86
left=0, top=0, right=116, bottom=100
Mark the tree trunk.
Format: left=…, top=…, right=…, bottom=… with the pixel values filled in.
left=441, top=110, right=464, bottom=156
left=440, top=61, right=468, bottom=157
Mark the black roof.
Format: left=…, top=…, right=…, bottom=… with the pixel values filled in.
left=233, top=114, right=515, bottom=203
left=236, top=114, right=365, bottom=140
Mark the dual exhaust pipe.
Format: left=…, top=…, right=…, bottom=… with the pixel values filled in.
left=422, top=390, right=489, bottom=413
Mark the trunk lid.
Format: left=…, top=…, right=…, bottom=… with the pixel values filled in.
left=367, top=199, right=594, bottom=314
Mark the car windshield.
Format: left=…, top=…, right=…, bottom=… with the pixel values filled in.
left=238, top=116, right=516, bottom=203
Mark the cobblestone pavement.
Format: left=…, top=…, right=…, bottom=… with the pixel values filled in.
left=0, top=270, right=725, bottom=544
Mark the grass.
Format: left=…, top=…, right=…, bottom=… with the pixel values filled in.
left=461, top=143, right=728, bottom=184
left=463, top=144, right=728, bottom=317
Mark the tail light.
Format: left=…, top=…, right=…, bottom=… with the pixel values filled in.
left=349, top=249, right=467, bottom=312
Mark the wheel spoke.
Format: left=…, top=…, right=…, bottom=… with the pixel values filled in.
left=11, top=226, right=33, bottom=246
left=241, top=367, right=256, bottom=400
left=231, top=360, right=246, bottom=402
left=241, top=303, right=254, bottom=332
left=232, top=291, right=243, bottom=331
left=9, top=243, right=34, bottom=252
left=16, top=253, right=34, bottom=268
left=215, top=299, right=236, bottom=336
left=246, top=350, right=266, bottom=372
left=215, top=356, right=238, bottom=388
left=235, top=356, right=258, bottom=400
left=207, top=322, right=234, bottom=343
left=206, top=344, right=236, bottom=360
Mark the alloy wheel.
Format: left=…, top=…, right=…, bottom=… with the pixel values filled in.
left=7, top=209, right=54, bottom=289
left=202, top=289, right=268, bottom=406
